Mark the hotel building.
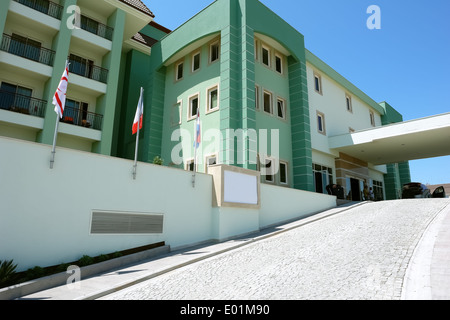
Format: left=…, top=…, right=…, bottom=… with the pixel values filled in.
left=1, top=0, right=411, bottom=200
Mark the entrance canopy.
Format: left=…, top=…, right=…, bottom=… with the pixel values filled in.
left=329, top=113, right=450, bottom=165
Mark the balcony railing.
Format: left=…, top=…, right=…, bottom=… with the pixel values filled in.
left=79, top=15, right=114, bottom=41
left=13, top=0, right=63, bottom=20
left=68, top=58, right=109, bottom=84
left=61, top=105, right=103, bottom=131
left=0, top=90, right=46, bottom=118
left=0, top=34, right=56, bottom=66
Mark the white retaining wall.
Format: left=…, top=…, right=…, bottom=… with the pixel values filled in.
left=0, top=137, right=336, bottom=272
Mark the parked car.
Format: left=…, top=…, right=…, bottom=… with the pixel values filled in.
left=401, top=183, right=446, bottom=199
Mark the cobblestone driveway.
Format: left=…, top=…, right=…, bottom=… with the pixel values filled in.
left=105, top=199, right=450, bottom=300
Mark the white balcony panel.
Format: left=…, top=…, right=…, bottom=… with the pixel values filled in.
left=59, top=122, right=102, bottom=142
left=9, top=1, right=60, bottom=31
left=69, top=74, right=107, bottom=96
left=0, top=52, right=53, bottom=78
left=0, top=108, right=44, bottom=130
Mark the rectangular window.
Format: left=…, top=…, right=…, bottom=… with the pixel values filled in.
left=192, top=52, right=200, bottom=72
left=0, top=82, right=32, bottom=112
left=262, top=45, right=270, bottom=67
left=186, top=159, right=195, bottom=172
left=277, top=98, right=286, bottom=119
left=263, top=90, right=272, bottom=114
left=313, top=164, right=334, bottom=194
left=210, top=41, right=220, bottom=63
left=314, top=72, right=322, bottom=94
left=370, top=110, right=376, bottom=127
left=279, top=161, right=288, bottom=185
left=176, top=61, right=184, bottom=81
left=262, top=157, right=274, bottom=183
left=189, top=94, right=199, bottom=119
left=346, top=94, right=352, bottom=113
left=275, top=53, right=283, bottom=74
left=317, top=111, right=326, bottom=135
left=207, top=86, right=219, bottom=112
left=205, top=154, right=218, bottom=171
left=255, top=85, right=260, bottom=110
left=171, top=101, right=182, bottom=126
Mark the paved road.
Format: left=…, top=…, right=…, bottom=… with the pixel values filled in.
left=102, top=199, right=450, bottom=300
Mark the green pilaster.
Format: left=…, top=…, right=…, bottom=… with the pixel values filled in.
left=385, top=163, right=402, bottom=200
left=220, top=21, right=241, bottom=166
left=289, top=56, right=314, bottom=192
left=143, top=66, right=165, bottom=162
left=37, top=0, right=77, bottom=145
left=92, top=8, right=126, bottom=155
left=399, top=161, right=411, bottom=186
left=0, top=0, right=11, bottom=38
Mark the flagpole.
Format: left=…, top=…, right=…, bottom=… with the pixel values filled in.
left=192, top=141, right=197, bottom=188
left=50, top=60, right=68, bottom=169
left=133, top=117, right=140, bottom=180
left=133, top=87, right=143, bottom=180
left=50, top=115, right=60, bottom=169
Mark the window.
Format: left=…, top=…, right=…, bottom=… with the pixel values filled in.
left=192, top=51, right=200, bottom=72
left=210, top=41, right=220, bottom=63
left=275, top=53, right=283, bottom=74
left=313, top=164, right=334, bottom=194
left=317, top=111, right=326, bottom=134
left=372, top=180, right=384, bottom=201
left=205, top=154, right=218, bottom=171
left=345, top=94, right=352, bottom=112
left=65, top=99, right=89, bottom=125
left=207, top=86, right=219, bottom=112
left=189, top=94, right=199, bottom=120
left=175, top=61, right=184, bottom=81
left=314, top=72, right=322, bottom=94
left=370, top=110, right=376, bottom=127
left=262, top=45, right=270, bottom=67
left=261, top=157, right=274, bottom=183
left=69, top=53, right=94, bottom=79
left=279, top=161, right=288, bottom=185
left=0, top=82, right=32, bottom=112
left=9, top=34, right=41, bottom=62
left=186, top=159, right=195, bottom=172
left=255, top=85, right=260, bottom=110
left=263, top=90, right=272, bottom=114
left=171, top=101, right=182, bottom=126
left=277, top=98, right=286, bottom=119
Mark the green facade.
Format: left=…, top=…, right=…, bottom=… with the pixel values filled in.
left=125, top=0, right=314, bottom=191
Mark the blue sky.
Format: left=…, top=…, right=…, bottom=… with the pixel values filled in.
left=143, top=0, right=450, bottom=185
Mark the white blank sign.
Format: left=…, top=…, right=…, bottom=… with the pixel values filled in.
left=223, top=170, right=258, bottom=205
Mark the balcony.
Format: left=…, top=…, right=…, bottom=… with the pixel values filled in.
left=13, top=0, right=63, bottom=20
left=0, top=34, right=55, bottom=66
left=0, top=90, right=46, bottom=118
left=79, top=15, right=114, bottom=41
left=61, top=105, right=103, bottom=131
left=68, top=56, right=108, bottom=84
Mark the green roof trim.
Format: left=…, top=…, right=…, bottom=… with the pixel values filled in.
left=305, top=49, right=385, bottom=115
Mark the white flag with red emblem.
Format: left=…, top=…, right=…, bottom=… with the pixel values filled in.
left=53, top=63, right=69, bottom=119
left=132, top=87, right=144, bottom=135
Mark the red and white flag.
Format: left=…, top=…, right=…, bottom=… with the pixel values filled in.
left=53, top=63, right=69, bottom=119
left=132, top=87, right=144, bottom=135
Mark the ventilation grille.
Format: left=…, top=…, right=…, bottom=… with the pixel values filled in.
left=91, top=211, right=163, bottom=234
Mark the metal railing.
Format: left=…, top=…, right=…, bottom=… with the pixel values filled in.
left=68, top=58, right=109, bottom=84
left=0, top=34, right=56, bottom=66
left=14, top=0, right=63, bottom=20
left=80, top=15, right=114, bottom=41
left=61, top=105, right=103, bottom=131
left=0, top=90, right=46, bottom=118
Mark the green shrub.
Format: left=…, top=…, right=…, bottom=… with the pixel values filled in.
left=77, top=255, right=94, bottom=267
left=25, top=266, right=45, bottom=281
left=0, top=260, right=18, bottom=288
left=153, top=156, right=164, bottom=165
